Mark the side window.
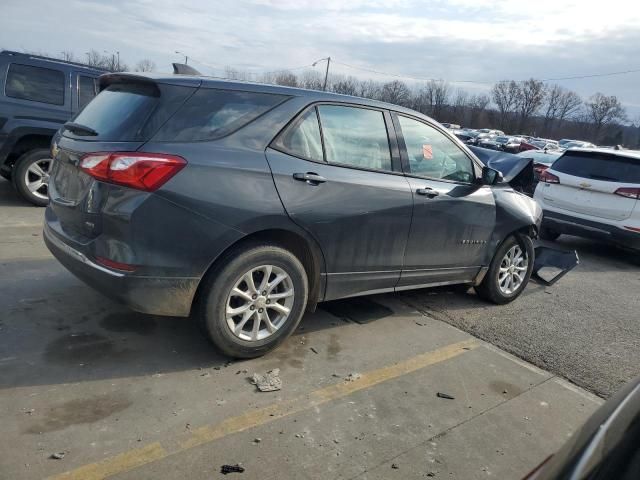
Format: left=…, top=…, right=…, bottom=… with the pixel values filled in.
left=5, top=63, right=65, bottom=105
left=78, top=75, right=98, bottom=109
left=317, top=105, right=392, bottom=171
left=397, top=115, right=475, bottom=183
left=272, top=108, right=324, bottom=162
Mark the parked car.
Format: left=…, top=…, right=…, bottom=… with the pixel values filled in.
left=562, top=140, right=596, bottom=149
left=476, top=133, right=499, bottom=148
left=534, top=148, right=640, bottom=250
left=0, top=50, right=105, bottom=205
left=45, top=73, right=542, bottom=358
left=524, top=375, right=640, bottom=480
left=517, top=150, right=562, bottom=187
left=440, top=122, right=461, bottom=129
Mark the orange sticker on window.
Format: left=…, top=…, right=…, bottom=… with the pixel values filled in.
left=422, top=144, right=433, bottom=160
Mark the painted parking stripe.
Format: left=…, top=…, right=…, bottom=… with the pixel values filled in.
left=48, top=338, right=479, bottom=480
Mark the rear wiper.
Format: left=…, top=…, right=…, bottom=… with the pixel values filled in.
left=64, top=122, right=98, bottom=137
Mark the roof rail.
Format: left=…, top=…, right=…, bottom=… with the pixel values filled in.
left=0, top=50, right=108, bottom=72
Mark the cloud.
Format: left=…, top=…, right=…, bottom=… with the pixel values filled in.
left=1, top=0, right=638, bottom=115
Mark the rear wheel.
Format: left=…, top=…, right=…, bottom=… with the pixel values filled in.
left=199, top=244, right=308, bottom=358
left=475, top=234, right=534, bottom=304
left=539, top=226, right=560, bottom=241
left=13, top=149, right=52, bottom=206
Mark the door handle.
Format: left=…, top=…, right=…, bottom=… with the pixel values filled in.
left=293, top=172, right=327, bottom=185
left=416, top=187, right=440, bottom=198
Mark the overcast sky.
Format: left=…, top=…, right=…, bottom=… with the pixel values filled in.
left=2, top=0, right=639, bottom=116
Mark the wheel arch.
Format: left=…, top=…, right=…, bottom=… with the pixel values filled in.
left=191, top=227, right=326, bottom=316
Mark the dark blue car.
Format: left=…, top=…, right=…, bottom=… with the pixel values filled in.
left=45, top=73, right=541, bottom=357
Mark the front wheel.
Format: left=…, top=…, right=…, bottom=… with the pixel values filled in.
left=199, top=244, right=308, bottom=358
left=475, top=234, right=534, bottom=304
left=13, top=148, right=52, bottom=206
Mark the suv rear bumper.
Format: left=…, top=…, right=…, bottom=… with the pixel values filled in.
left=44, top=223, right=199, bottom=316
left=542, top=210, right=640, bottom=251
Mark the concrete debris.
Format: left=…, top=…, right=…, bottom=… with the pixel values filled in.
left=345, top=373, right=362, bottom=382
left=251, top=369, right=282, bottom=392
left=236, top=369, right=248, bottom=375
left=50, top=452, right=66, bottom=460
left=391, top=463, right=399, bottom=469
left=436, top=392, right=455, bottom=400
left=253, top=438, right=261, bottom=444
left=216, top=399, right=226, bottom=406
left=220, top=464, right=245, bottom=475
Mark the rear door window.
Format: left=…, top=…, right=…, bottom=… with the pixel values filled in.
left=154, top=89, right=289, bottom=141
left=317, top=105, right=392, bottom=171
left=552, top=152, right=640, bottom=183
left=272, top=108, right=324, bottom=162
left=78, top=75, right=98, bottom=109
left=66, top=82, right=195, bottom=141
left=5, top=63, right=65, bottom=105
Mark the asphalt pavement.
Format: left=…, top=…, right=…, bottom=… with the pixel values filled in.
left=1, top=177, right=637, bottom=479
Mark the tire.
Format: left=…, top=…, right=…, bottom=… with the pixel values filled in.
left=539, top=226, right=560, bottom=241
left=475, top=234, right=534, bottom=304
left=12, top=148, right=52, bottom=206
left=198, top=244, right=308, bottom=358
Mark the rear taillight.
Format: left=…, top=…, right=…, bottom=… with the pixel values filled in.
left=614, top=187, right=640, bottom=199
left=533, top=163, right=549, bottom=174
left=95, top=256, right=137, bottom=272
left=539, top=170, right=559, bottom=184
left=79, top=152, right=186, bottom=191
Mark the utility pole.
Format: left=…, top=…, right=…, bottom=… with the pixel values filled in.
left=175, top=51, right=188, bottom=64
left=117, top=51, right=120, bottom=71
left=312, top=57, right=331, bottom=91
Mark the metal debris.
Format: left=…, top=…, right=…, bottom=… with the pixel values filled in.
left=310, top=347, right=319, bottom=354
left=251, top=369, right=282, bottom=392
left=220, top=464, right=245, bottom=475
left=50, top=452, right=66, bottom=460
left=436, top=392, right=455, bottom=400
left=345, top=373, right=362, bottom=382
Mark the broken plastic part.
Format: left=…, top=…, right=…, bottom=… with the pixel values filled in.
left=532, top=241, right=579, bottom=286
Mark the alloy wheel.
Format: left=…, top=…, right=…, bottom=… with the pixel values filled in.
left=225, top=265, right=295, bottom=341
left=24, top=157, right=51, bottom=200
left=498, top=244, right=528, bottom=295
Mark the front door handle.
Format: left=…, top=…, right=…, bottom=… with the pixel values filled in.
left=293, top=172, right=327, bottom=185
left=416, top=187, right=440, bottom=198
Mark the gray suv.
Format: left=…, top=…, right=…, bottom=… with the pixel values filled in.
left=44, top=72, right=542, bottom=358
left=0, top=50, right=104, bottom=205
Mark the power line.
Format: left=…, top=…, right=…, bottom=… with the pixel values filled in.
left=541, top=68, right=640, bottom=82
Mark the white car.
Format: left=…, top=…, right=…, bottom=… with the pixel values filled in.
left=533, top=148, right=640, bottom=251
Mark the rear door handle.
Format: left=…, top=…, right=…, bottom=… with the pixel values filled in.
left=293, top=172, right=327, bottom=185
left=416, top=187, right=440, bottom=198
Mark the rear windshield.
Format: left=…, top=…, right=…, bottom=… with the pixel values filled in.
left=553, top=152, right=640, bottom=183
left=153, top=88, right=289, bottom=141
left=64, top=82, right=196, bottom=141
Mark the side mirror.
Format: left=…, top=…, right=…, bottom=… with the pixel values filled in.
left=482, top=166, right=504, bottom=185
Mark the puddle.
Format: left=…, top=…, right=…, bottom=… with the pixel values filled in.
left=25, top=392, right=132, bottom=434
left=100, top=312, right=157, bottom=335
left=322, top=298, right=393, bottom=324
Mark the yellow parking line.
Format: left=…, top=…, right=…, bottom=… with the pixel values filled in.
left=48, top=338, right=479, bottom=480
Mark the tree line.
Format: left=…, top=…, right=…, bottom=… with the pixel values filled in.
left=14, top=48, right=637, bottom=146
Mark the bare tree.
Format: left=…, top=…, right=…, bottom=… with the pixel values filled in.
left=135, top=59, right=156, bottom=72
left=330, top=75, right=360, bottom=96
left=516, top=78, right=546, bottom=131
left=585, top=93, right=627, bottom=142
left=273, top=71, right=298, bottom=87
left=85, top=49, right=105, bottom=68
left=379, top=80, right=412, bottom=106
left=450, top=89, right=469, bottom=125
left=299, top=71, right=324, bottom=91
left=60, top=50, right=75, bottom=62
left=357, top=80, right=382, bottom=100
left=543, top=85, right=582, bottom=135
left=491, top=80, right=520, bottom=131
left=468, top=93, right=490, bottom=126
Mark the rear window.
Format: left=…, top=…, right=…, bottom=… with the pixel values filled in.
left=553, top=152, right=640, bottom=183
left=5, top=63, right=65, bottom=105
left=153, top=88, right=289, bottom=141
left=66, top=82, right=195, bottom=141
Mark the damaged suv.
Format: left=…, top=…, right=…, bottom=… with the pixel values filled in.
left=44, top=73, right=542, bottom=358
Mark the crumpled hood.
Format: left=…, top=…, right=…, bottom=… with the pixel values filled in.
left=469, top=146, right=535, bottom=195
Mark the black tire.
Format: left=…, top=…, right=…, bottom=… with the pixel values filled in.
left=475, top=234, right=534, bottom=304
left=12, top=148, right=52, bottom=207
left=198, top=244, right=308, bottom=358
left=539, top=226, right=560, bottom=241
